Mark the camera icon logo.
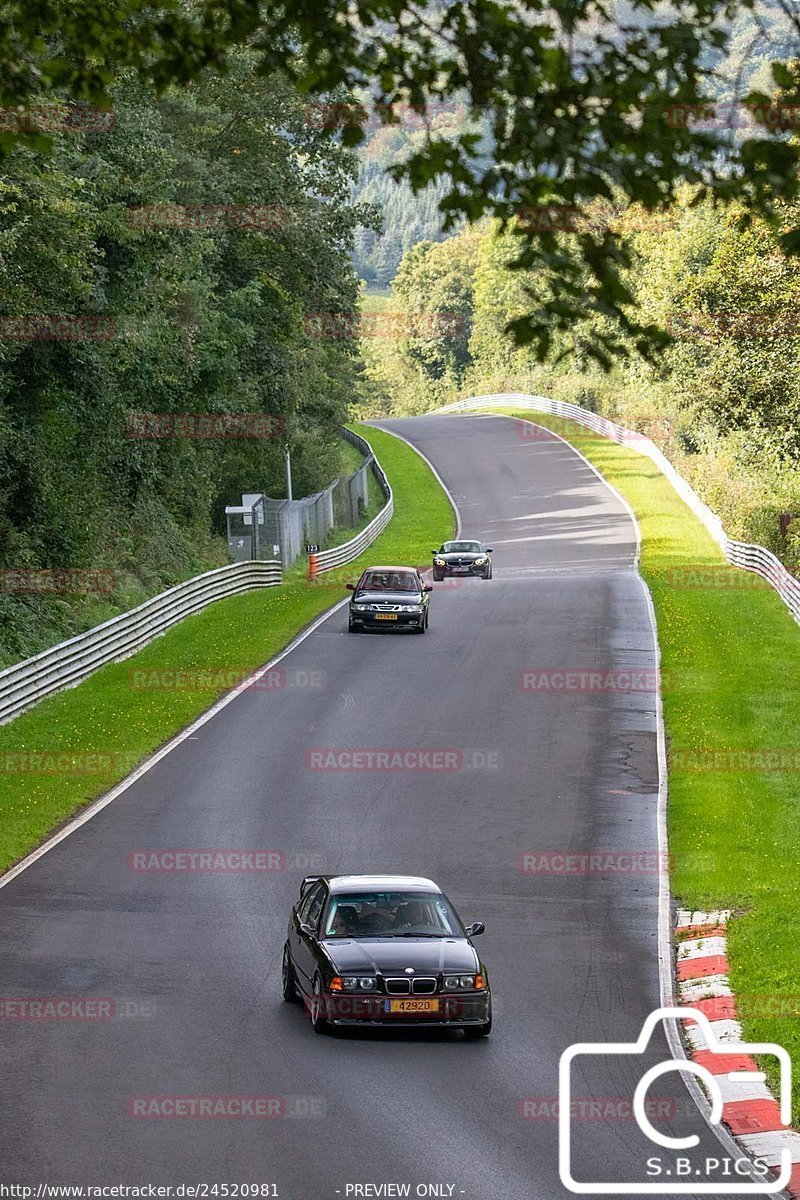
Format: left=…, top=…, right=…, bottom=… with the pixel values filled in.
left=558, top=1006, right=792, bottom=1194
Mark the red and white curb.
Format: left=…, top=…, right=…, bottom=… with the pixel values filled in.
left=676, top=909, right=800, bottom=1194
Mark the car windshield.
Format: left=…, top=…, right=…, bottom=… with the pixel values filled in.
left=358, top=571, right=418, bottom=592
left=322, top=891, right=463, bottom=939
left=442, top=541, right=482, bottom=553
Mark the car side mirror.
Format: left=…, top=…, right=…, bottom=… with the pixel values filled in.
left=431, top=550, right=439, bottom=555
left=486, top=548, right=493, bottom=554
left=299, top=922, right=315, bottom=937
left=345, top=583, right=355, bottom=591
left=465, top=921, right=485, bottom=938
left=423, top=584, right=433, bottom=593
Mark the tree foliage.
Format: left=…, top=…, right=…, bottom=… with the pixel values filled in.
left=3, top=0, right=800, bottom=362
left=0, top=49, right=369, bottom=660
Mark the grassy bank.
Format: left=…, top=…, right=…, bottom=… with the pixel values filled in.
left=487, top=407, right=800, bottom=1118
left=0, top=424, right=455, bottom=874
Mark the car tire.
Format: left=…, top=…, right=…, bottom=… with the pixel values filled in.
left=310, top=975, right=330, bottom=1035
left=433, top=571, right=443, bottom=582
left=348, top=619, right=361, bottom=633
left=282, top=945, right=299, bottom=1004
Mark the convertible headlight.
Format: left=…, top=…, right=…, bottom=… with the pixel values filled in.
left=434, top=558, right=445, bottom=566
left=444, top=974, right=477, bottom=990
left=342, top=976, right=376, bottom=991
left=474, top=557, right=486, bottom=565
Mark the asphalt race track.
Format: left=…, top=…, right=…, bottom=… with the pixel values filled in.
left=0, top=415, right=742, bottom=1198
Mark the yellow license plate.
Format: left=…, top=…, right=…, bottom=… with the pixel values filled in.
left=386, top=998, right=440, bottom=1014
left=375, top=613, right=398, bottom=621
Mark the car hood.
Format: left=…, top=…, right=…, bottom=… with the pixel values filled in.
left=323, top=937, right=478, bottom=974
left=437, top=552, right=482, bottom=562
left=352, top=590, right=423, bottom=605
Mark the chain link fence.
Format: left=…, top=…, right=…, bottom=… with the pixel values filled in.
left=227, top=433, right=377, bottom=569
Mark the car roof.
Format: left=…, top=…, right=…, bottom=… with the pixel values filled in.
left=327, top=874, right=440, bottom=893
left=359, top=565, right=419, bottom=573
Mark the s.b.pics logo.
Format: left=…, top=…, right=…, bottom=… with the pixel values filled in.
left=559, top=1007, right=792, bottom=1193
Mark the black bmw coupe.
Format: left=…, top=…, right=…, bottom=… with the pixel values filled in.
left=282, top=874, right=492, bottom=1037
left=432, top=540, right=493, bottom=581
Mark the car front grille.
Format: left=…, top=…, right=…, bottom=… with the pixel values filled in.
left=411, top=977, right=437, bottom=994
left=385, top=978, right=411, bottom=994
left=384, top=977, right=438, bottom=995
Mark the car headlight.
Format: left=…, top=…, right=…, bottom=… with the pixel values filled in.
left=403, top=603, right=424, bottom=612
left=352, top=603, right=369, bottom=612
left=474, top=557, right=486, bottom=565
left=434, top=558, right=445, bottom=566
left=342, top=976, right=376, bottom=991
left=444, top=974, right=477, bottom=990
left=359, top=977, right=376, bottom=990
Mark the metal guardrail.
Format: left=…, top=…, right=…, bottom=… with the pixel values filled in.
left=311, top=428, right=394, bottom=574
left=434, top=393, right=800, bottom=625
left=0, top=561, right=282, bottom=725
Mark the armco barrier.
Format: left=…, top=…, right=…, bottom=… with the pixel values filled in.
left=311, top=428, right=394, bottom=574
left=0, top=561, right=282, bottom=725
left=434, top=394, right=800, bottom=625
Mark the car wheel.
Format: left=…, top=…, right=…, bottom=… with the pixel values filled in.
left=348, top=619, right=361, bottom=633
left=433, top=571, right=443, bottom=582
left=416, top=613, right=427, bottom=634
left=282, top=944, right=299, bottom=1003
left=310, top=975, right=330, bottom=1035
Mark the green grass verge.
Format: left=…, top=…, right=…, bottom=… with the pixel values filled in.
left=489, top=407, right=800, bottom=1117
left=0, top=423, right=455, bottom=874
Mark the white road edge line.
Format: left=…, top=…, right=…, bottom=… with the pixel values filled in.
left=0, top=597, right=350, bottom=892
left=0, top=422, right=464, bottom=895
left=456, top=410, right=776, bottom=1188
left=365, top=421, right=463, bottom=539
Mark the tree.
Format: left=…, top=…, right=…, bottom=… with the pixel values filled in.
left=3, top=1, right=800, bottom=364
